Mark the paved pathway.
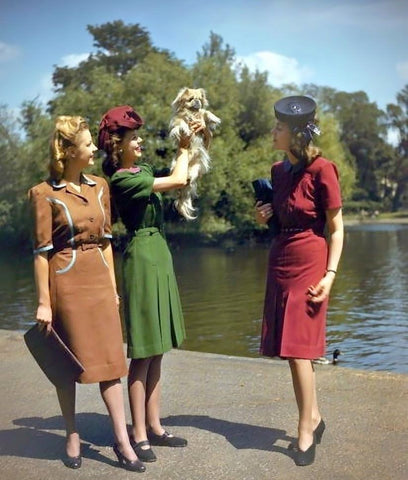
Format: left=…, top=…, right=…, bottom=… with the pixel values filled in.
left=0, top=329, right=407, bottom=480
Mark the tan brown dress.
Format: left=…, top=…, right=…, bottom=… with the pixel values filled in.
left=28, top=174, right=127, bottom=383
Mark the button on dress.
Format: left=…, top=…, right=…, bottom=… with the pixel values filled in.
left=28, top=175, right=127, bottom=383
left=110, top=164, right=186, bottom=359
left=260, top=157, right=342, bottom=359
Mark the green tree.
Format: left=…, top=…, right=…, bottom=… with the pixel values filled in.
left=189, top=33, right=246, bottom=233
left=0, top=103, right=52, bottom=244
left=2, top=22, right=403, bottom=246
left=0, top=106, right=22, bottom=240
left=52, top=20, right=164, bottom=94
left=386, top=84, right=408, bottom=210
left=315, top=113, right=356, bottom=200
left=236, top=66, right=279, bottom=145
left=305, top=86, right=387, bottom=201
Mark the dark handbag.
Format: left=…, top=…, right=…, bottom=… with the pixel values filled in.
left=252, top=178, right=280, bottom=236
left=252, top=178, right=274, bottom=204
left=24, top=324, right=85, bottom=387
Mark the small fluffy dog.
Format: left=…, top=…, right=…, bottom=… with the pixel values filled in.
left=169, top=87, right=221, bottom=220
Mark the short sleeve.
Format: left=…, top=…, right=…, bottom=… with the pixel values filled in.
left=99, top=178, right=113, bottom=239
left=28, top=186, right=54, bottom=255
left=317, top=162, right=342, bottom=210
left=110, top=165, right=154, bottom=202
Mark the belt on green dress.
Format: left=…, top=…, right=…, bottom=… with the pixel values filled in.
left=133, top=227, right=161, bottom=237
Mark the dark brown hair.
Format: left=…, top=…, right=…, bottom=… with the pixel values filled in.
left=101, top=127, right=129, bottom=177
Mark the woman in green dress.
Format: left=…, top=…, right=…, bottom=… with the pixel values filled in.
left=98, top=105, right=202, bottom=463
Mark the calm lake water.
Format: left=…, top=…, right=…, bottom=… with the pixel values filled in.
left=1, top=224, right=407, bottom=374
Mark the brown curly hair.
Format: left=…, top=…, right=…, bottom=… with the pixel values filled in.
left=101, top=127, right=130, bottom=177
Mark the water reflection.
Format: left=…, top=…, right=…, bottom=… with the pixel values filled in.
left=1, top=224, right=407, bottom=374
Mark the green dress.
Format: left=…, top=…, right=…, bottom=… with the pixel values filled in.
left=110, top=164, right=186, bottom=358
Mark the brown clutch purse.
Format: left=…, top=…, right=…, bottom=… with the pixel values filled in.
left=24, top=324, right=85, bottom=387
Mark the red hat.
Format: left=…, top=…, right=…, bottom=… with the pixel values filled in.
left=98, top=105, right=144, bottom=152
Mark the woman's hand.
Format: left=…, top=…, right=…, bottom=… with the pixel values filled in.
left=255, top=201, right=273, bottom=225
left=178, top=120, right=205, bottom=149
left=36, top=304, right=52, bottom=331
left=307, top=271, right=336, bottom=303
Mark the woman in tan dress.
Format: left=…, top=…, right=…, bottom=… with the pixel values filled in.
left=29, top=116, right=145, bottom=472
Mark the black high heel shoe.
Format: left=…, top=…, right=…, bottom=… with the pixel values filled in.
left=294, top=437, right=316, bottom=466
left=63, top=455, right=82, bottom=469
left=148, top=430, right=187, bottom=447
left=129, top=436, right=157, bottom=463
left=314, top=418, right=326, bottom=444
left=113, top=444, right=146, bottom=472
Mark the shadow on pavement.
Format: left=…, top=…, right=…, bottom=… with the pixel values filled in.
left=0, top=413, right=118, bottom=467
left=162, top=414, right=295, bottom=459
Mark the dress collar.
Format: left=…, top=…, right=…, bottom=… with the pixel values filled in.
left=283, top=157, right=305, bottom=174
left=116, top=166, right=141, bottom=174
left=50, top=173, right=97, bottom=189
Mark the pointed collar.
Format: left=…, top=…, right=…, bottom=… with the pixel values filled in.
left=50, top=173, right=97, bottom=189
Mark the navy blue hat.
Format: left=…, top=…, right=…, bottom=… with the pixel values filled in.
left=274, top=95, right=316, bottom=127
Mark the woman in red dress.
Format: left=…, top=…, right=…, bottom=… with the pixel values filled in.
left=256, top=96, right=344, bottom=466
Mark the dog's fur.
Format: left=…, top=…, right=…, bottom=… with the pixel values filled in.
left=169, top=87, right=221, bottom=220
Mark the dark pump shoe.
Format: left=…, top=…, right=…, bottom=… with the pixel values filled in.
left=113, top=444, right=146, bottom=472
left=129, top=437, right=157, bottom=463
left=294, top=438, right=316, bottom=466
left=148, top=430, right=187, bottom=447
left=314, top=418, right=326, bottom=444
left=63, top=455, right=82, bottom=469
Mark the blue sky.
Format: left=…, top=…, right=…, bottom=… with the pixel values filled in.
left=1, top=0, right=407, bottom=115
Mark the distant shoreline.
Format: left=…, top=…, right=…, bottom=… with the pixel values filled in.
left=343, top=216, right=408, bottom=226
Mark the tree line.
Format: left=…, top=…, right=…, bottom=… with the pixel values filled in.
left=1, top=21, right=407, bottom=247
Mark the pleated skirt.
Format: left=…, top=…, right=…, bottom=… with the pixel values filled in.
left=260, top=231, right=328, bottom=360
left=122, top=228, right=186, bottom=358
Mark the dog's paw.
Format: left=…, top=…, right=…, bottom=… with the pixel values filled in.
left=205, top=111, right=221, bottom=127
left=169, top=124, right=192, bottom=143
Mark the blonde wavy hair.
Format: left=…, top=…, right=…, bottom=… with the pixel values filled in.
left=49, top=116, right=89, bottom=180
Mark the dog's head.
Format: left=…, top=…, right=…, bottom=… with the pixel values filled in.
left=172, top=87, right=209, bottom=113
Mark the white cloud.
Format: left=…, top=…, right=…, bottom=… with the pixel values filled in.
left=60, top=53, right=89, bottom=68
left=236, top=51, right=314, bottom=86
left=30, top=53, right=90, bottom=106
left=0, top=41, right=21, bottom=62
left=396, top=61, right=408, bottom=81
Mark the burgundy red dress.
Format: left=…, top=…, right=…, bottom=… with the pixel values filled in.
left=260, top=156, right=342, bottom=360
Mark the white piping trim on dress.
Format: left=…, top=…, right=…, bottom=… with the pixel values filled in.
left=82, top=174, right=97, bottom=186
left=46, top=197, right=77, bottom=274
left=97, top=247, right=109, bottom=268
left=33, top=244, right=54, bottom=255
left=97, top=187, right=107, bottom=238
